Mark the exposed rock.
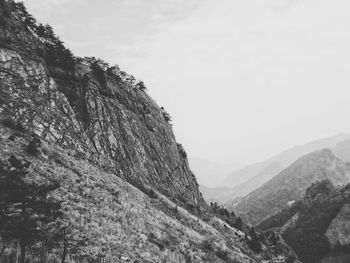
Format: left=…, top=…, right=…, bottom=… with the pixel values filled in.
left=0, top=0, right=204, bottom=211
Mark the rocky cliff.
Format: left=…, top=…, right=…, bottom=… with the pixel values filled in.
left=0, top=0, right=204, bottom=211
left=0, top=1, right=302, bottom=262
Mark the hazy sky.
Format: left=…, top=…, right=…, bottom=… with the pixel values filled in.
left=23, top=0, right=350, bottom=167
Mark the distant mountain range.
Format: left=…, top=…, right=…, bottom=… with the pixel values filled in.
left=231, top=149, right=350, bottom=225
left=222, top=133, right=350, bottom=187
left=200, top=133, right=350, bottom=204
left=333, top=139, right=350, bottom=162
left=189, top=157, right=238, bottom=187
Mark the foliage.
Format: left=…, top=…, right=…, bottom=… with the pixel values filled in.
left=26, top=136, right=41, bottom=155
left=285, top=253, right=297, bottom=263
left=10, top=1, right=75, bottom=70
left=136, top=81, right=147, bottom=91
left=1, top=118, right=26, bottom=133
left=234, top=217, right=243, bottom=231
left=0, top=156, right=62, bottom=263
left=210, top=202, right=238, bottom=229
left=0, top=0, right=11, bottom=26
left=90, top=59, right=108, bottom=89
left=160, top=107, right=171, bottom=122
left=257, top=200, right=302, bottom=231
left=278, top=180, right=350, bottom=263
left=176, top=143, right=187, bottom=158
left=247, top=228, right=262, bottom=253
left=128, top=178, right=158, bottom=199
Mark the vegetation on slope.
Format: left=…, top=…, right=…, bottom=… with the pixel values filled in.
left=0, top=124, right=297, bottom=262
left=0, top=1, right=299, bottom=262
left=0, top=0, right=203, bottom=212
left=234, top=149, right=350, bottom=226
left=259, top=180, right=350, bottom=263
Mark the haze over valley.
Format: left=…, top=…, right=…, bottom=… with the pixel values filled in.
left=1, top=0, right=350, bottom=263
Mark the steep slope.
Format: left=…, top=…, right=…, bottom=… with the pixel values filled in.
left=0, top=1, right=300, bottom=262
left=228, top=162, right=283, bottom=200
left=0, top=124, right=266, bottom=263
left=233, top=149, right=350, bottom=225
left=0, top=0, right=204, bottom=211
left=258, top=180, right=350, bottom=263
left=222, top=133, right=350, bottom=188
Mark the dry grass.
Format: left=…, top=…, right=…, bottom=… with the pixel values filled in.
left=0, top=125, right=266, bottom=262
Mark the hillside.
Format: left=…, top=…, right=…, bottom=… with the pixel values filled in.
left=0, top=0, right=204, bottom=212
left=221, top=133, right=350, bottom=188
left=232, top=149, right=350, bottom=225
left=227, top=162, right=283, bottom=201
left=0, top=124, right=266, bottom=262
left=0, top=1, right=298, bottom=262
left=205, top=134, right=350, bottom=206
left=333, top=139, right=350, bottom=162
left=257, top=180, right=350, bottom=263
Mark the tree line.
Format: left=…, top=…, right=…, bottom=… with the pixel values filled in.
left=0, top=149, right=85, bottom=263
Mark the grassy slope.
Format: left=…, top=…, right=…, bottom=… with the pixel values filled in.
left=0, top=124, right=263, bottom=263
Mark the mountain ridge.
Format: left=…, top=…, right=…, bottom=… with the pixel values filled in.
left=258, top=180, right=350, bottom=263
left=222, top=133, right=350, bottom=188
left=0, top=0, right=205, bottom=212
left=231, top=148, right=350, bottom=225
left=0, top=1, right=299, bottom=262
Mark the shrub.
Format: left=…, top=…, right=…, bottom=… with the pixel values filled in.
left=248, top=228, right=262, bottom=253
left=26, top=137, right=41, bottom=155
left=215, top=249, right=229, bottom=261
left=145, top=188, right=158, bottom=199
left=160, top=107, right=171, bottom=122
left=136, top=81, right=147, bottom=90
left=1, top=118, right=26, bottom=133
left=90, top=61, right=107, bottom=89
left=128, top=178, right=158, bottom=199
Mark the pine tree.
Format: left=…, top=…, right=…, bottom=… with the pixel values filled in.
left=0, top=156, right=62, bottom=263
left=248, top=227, right=262, bottom=253
left=234, top=217, right=243, bottom=230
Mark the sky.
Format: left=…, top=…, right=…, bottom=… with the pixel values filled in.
left=23, top=0, right=350, bottom=169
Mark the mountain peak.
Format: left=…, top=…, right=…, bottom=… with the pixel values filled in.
left=233, top=148, right=350, bottom=225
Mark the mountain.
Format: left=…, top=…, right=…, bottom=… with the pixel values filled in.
left=257, top=180, right=350, bottom=263
left=0, top=124, right=278, bottom=263
left=0, top=0, right=204, bottom=211
left=333, top=139, right=350, bottom=162
left=199, top=134, right=350, bottom=207
left=189, top=157, right=237, bottom=187
left=200, top=162, right=283, bottom=205
left=199, top=185, right=236, bottom=204
left=0, top=1, right=296, bottom=262
left=221, top=133, right=350, bottom=189
left=232, top=149, right=350, bottom=226
left=228, top=161, right=284, bottom=200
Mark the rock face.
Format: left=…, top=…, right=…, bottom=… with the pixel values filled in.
left=0, top=0, right=204, bottom=210
left=326, top=203, right=350, bottom=248
left=233, top=149, right=350, bottom=225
